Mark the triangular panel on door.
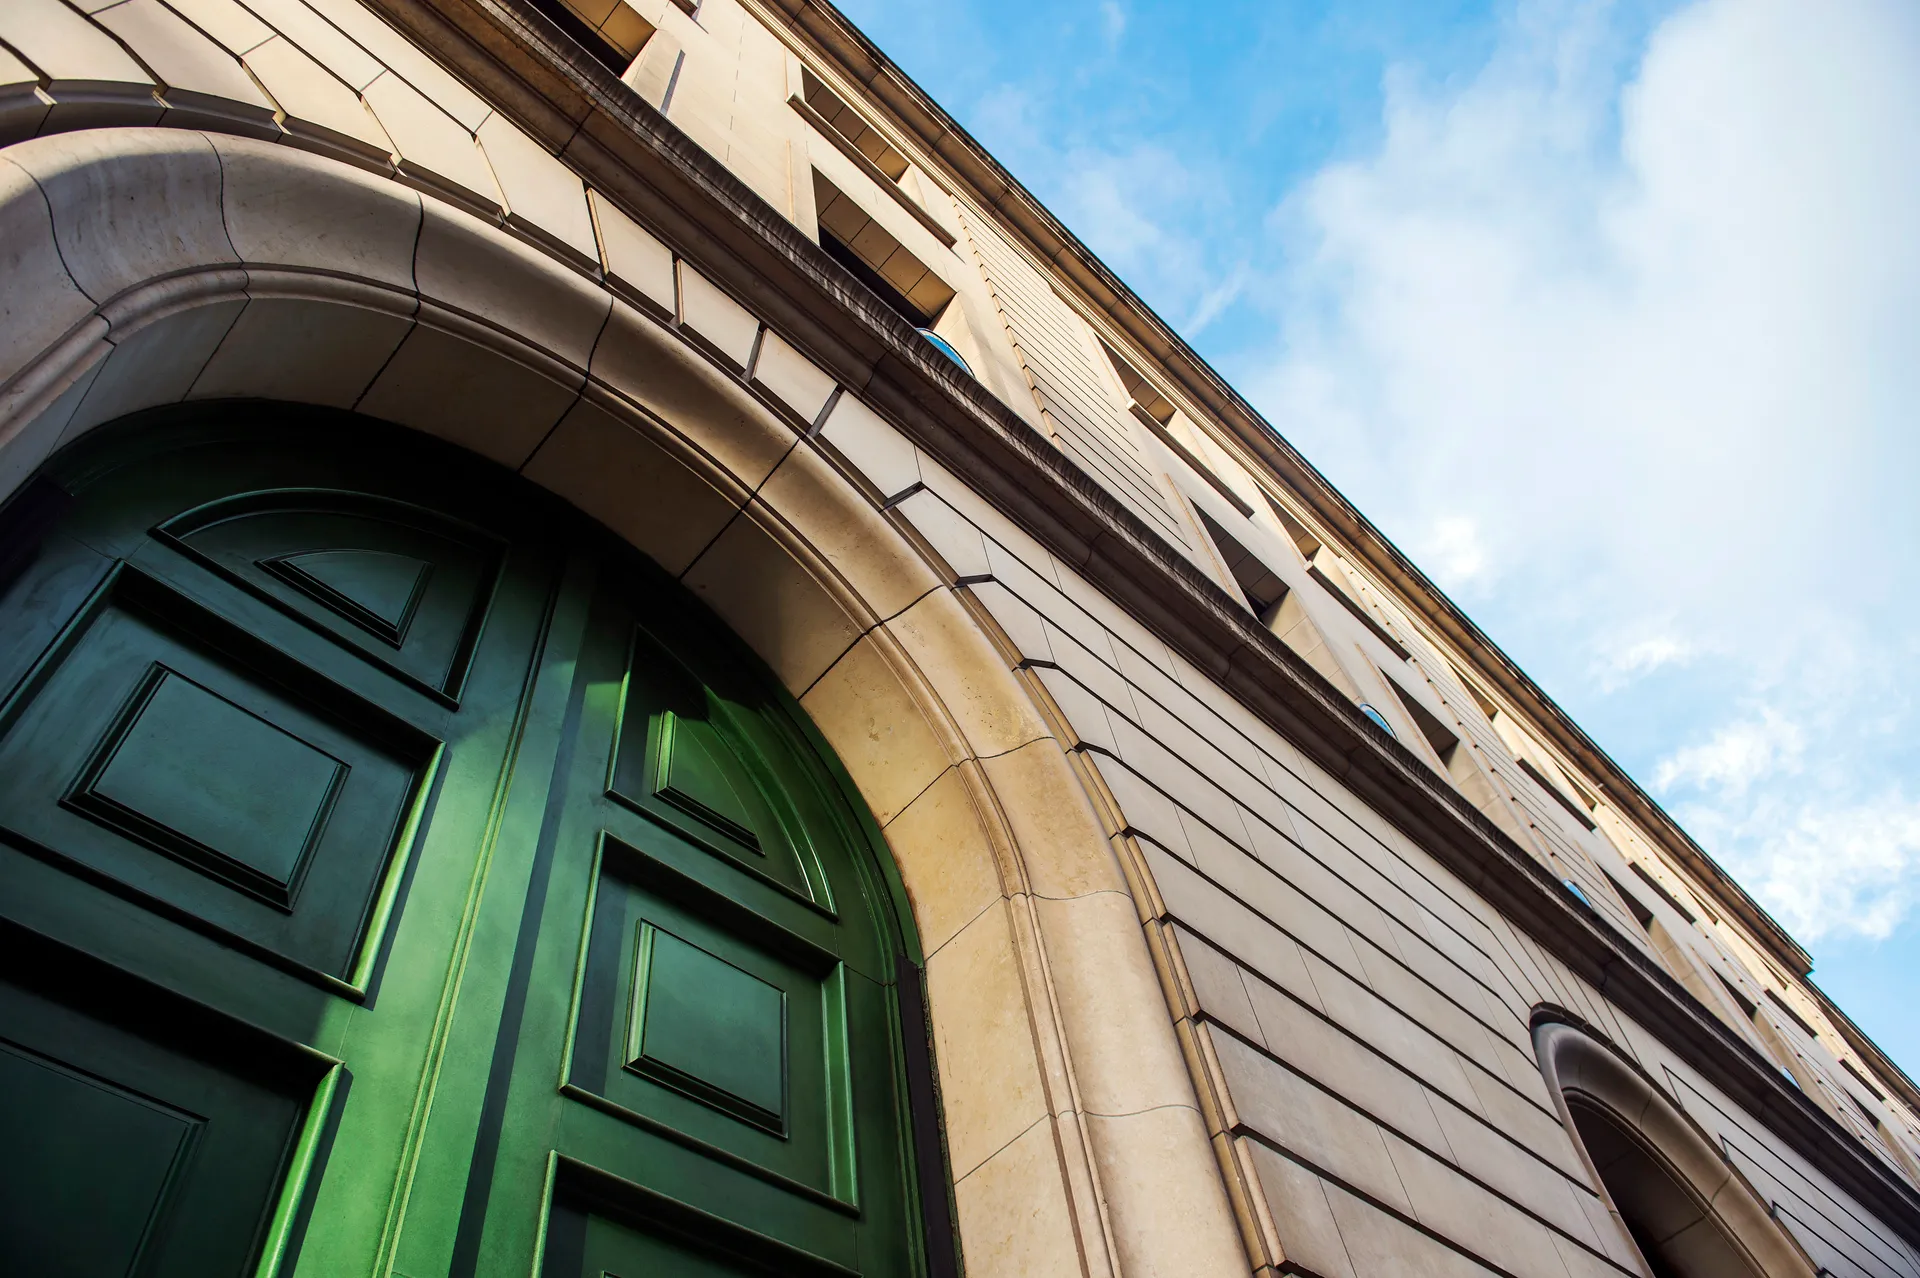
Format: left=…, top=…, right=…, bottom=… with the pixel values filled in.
left=262, top=549, right=434, bottom=647
left=159, top=491, right=504, bottom=701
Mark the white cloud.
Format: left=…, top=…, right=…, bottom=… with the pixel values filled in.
left=1422, top=515, right=1492, bottom=591
left=1100, top=0, right=1126, bottom=48
left=1250, top=0, right=1920, bottom=943
left=1654, top=709, right=1802, bottom=795
left=1685, top=794, right=1920, bottom=942
left=1593, top=630, right=1696, bottom=691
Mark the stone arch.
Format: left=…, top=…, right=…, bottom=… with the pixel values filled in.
left=0, top=127, right=1236, bottom=1277
left=1535, top=1017, right=1818, bottom=1278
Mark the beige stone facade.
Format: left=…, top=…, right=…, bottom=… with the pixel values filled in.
left=0, top=0, right=1916, bottom=1275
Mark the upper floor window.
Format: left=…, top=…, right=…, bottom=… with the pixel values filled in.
left=528, top=0, right=657, bottom=74
left=918, top=330, right=972, bottom=375
left=812, top=172, right=955, bottom=329
left=1357, top=703, right=1396, bottom=738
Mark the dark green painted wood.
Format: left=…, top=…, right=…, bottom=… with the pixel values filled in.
left=0, top=406, right=940, bottom=1278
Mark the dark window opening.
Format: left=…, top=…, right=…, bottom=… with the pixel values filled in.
left=1601, top=869, right=1658, bottom=931
left=523, top=0, right=654, bottom=75
left=1840, top=1057, right=1887, bottom=1103
left=1714, top=969, right=1759, bottom=1018
left=1567, top=1101, right=1766, bottom=1278
left=1629, top=860, right=1698, bottom=924
left=1193, top=509, right=1286, bottom=617
left=1516, top=755, right=1598, bottom=831
left=1764, top=988, right=1820, bottom=1041
left=819, top=228, right=939, bottom=329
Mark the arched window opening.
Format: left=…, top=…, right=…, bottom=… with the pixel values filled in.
left=1535, top=1019, right=1818, bottom=1278
left=1566, top=1098, right=1762, bottom=1278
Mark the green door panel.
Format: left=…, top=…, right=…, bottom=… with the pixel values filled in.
left=541, top=1165, right=861, bottom=1278
left=160, top=493, right=506, bottom=699
left=0, top=926, right=332, bottom=1278
left=0, top=406, right=953, bottom=1278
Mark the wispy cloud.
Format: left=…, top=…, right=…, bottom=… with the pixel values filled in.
left=1593, top=630, right=1697, bottom=691
left=1654, top=709, right=1802, bottom=795
left=1250, top=0, right=1920, bottom=943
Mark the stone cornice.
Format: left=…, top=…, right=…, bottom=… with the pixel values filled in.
left=357, top=0, right=1918, bottom=1239
left=746, top=0, right=1810, bottom=982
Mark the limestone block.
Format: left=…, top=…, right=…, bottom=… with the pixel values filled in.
left=161, top=0, right=272, bottom=56
left=300, top=0, right=488, bottom=127
left=890, top=488, right=989, bottom=581
left=476, top=112, right=598, bottom=268
left=757, top=443, right=940, bottom=624
left=210, top=133, right=419, bottom=288
left=588, top=301, right=793, bottom=494
left=587, top=189, right=674, bottom=318
left=675, top=260, right=758, bottom=372
left=682, top=505, right=865, bottom=694
left=190, top=293, right=411, bottom=406
left=0, top=157, right=99, bottom=388
left=1323, top=1182, right=1500, bottom=1278
left=1239, top=973, right=1450, bottom=1156
left=1043, top=625, right=1135, bottom=715
left=67, top=296, right=246, bottom=435
left=1425, top=1098, right=1601, bottom=1248
left=883, top=764, right=1002, bottom=957
left=964, top=580, right=1050, bottom=665
left=1141, top=845, right=1323, bottom=1011
left=93, top=0, right=278, bottom=133
left=1210, top=1027, right=1414, bottom=1216
left=748, top=328, right=835, bottom=429
left=1088, top=755, right=1189, bottom=859
left=926, top=901, right=1049, bottom=1178
left=7, top=129, right=235, bottom=304
left=815, top=392, right=918, bottom=499
left=1034, top=890, right=1194, bottom=1116
left=621, top=26, right=681, bottom=109
left=362, top=71, right=502, bottom=215
left=886, top=588, right=1050, bottom=759
left=1244, top=1141, right=1358, bottom=1278
left=951, top=1117, right=1082, bottom=1278
left=243, top=36, right=393, bottom=160
left=231, top=0, right=383, bottom=90
left=3, top=0, right=154, bottom=95
left=0, top=36, right=41, bottom=89
left=412, top=197, right=609, bottom=370
left=1385, top=1132, right=1573, bottom=1278
left=800, top=634, right=951, bottom=825
left=356, top=314, right=579, bottom=467
left=1030, top=667, right=1115, bottom=754
left=522, top=392, right=745, bottom=576
left=1087, top=1105, right=1247, bottom=1278
left=1186, top=827, right=1367, bottom=983
left=979, top=738, right=1125, bottom=900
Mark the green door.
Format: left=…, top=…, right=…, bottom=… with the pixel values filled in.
left=0, top=408, right=953, bottom=1278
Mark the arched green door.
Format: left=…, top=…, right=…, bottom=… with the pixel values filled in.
left=0, top=408, right=952, bottom=1278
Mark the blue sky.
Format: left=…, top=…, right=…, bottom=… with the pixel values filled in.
left=838, top=0, right=1920, bottom=1077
